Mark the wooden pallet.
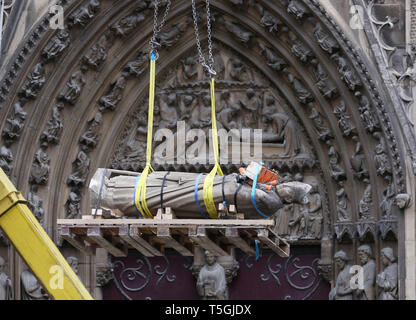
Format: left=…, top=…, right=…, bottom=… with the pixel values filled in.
left=57, top=218, right=290, bottom=258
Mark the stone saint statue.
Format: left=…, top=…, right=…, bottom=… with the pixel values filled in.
left=0, top=257, right=13, bottom=300
left=21, top=270, right=49, bottom=300
left=354, top=245, right=375, bottom=300
left=329, top=250, right=353, bottom=300
left=196, top=251, right=227, bottom=300
left=377, top=247, right=398, bottom=300
left=89, top=166, right=312, bottom=219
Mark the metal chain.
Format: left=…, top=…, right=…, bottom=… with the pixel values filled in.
left=191, top=0, right=216, bottom=76
left=149, top=0, right=171, bottom=54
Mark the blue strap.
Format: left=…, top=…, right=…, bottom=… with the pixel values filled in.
left=160, top=171, right=170, bottom=209
left=133, top=173, right=142, bottom=217
left=255, top=240, right=260, bottom=261
left=251, top=162, right=271, bottom=219
left=194, top=173, right=209, bottom=219
left=94, top=169, right=108, bottom=219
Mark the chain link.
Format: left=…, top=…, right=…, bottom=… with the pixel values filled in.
left=191, top=0, right=216, bottom=76
left=149, top=0, right=171, bottom=54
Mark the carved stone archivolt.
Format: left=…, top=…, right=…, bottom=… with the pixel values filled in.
left=0, top=0, right=408, bottom=298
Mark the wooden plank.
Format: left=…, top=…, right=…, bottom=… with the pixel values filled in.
left=189, top=227, right=229, bottom=257
left=86, top=227, right=127, bottom=257
left=58, top=219, right=274, bottom=227
left=225, top=228, right=256, bottom=256
left=59, top=226, right=95, bottom=256
left=257, top=229, right=290, bottom=258
left=129, top=226, right=163, bottom=256
left=118, top=225, right=154, bottom=257
left=157, top=226, right=193, bottom=256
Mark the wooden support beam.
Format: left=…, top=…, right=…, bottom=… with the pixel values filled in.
left=157, top=226, right=193, bottom=256
left=257, top=229, right=290, bottom=258
left=86, top=227, right=127, bottom=257
left=59, top=226, right=95, bottom=256
left=225, top=228, right=256, bottom=256
left=129, top=226, right=163, bottom=256
left=118, top=225, right=154, bottom=257
left=189, top=227, right=229, bottom=257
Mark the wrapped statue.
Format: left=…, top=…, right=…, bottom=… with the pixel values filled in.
left=89, top=163, right=312, bottom=219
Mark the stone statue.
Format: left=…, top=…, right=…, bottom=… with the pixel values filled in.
left=66, top=256, right=79, bottom=275
left=224, top=20, right=252, bottom=44
left=355, top=92, right=379, bottom=133
left=380, top=184, right=395, bottom=219
left=68, top=0, right=100, bottom=27
left=217, top=91, right=239, bottom=130
left=350, top=136, right=369, bottom=181
left=159, top=20, right=189, bottom=48
left=336, top=188, right=351, bottom=221
left=288, top=73, right=313, bottom=104
left=333, top=101, right=355, bottom=137
left=328, top=146, right=346, bottom=185
left=239, top=88, right=261, bottom=128
left=229, top=58, right=250, bottom=82
left=159, top=93, right=179, bottom=129
left=83, top=36, right=107, bottom=70
left=42, top=29, right=70, bottom=62
left=65, top=189, right=81, bottom=219
left=179, top=56, right=198, bottom=82
left=30, top=147, right=50, bottom=185
left=289, top=32, right=312, bottom=63
left=329, top=250, right=353, bottom=300
left=124, top=52, right=147, bottom=77
left=40, top=102, right=64, bottom=146
left=377, top=247, right=398, bottom=300
left=98, top=76, right=126, bottom=111
left=27, top=185, right=45, bottom=226
left=354, top=245, right=376, bottom=300
left=287, top=0, right=310, bottom=20
left=125, top=115, right=148, bottom=160
left=19, top=62, right=46, bottom=100
left=110, top=2, right=149, bottom=37
left=311, top=59, right=337, bottom=99
left=359, top=185, right=372, bottom=220
left=67, top=151, right=91, bottom=187
left=0, top=146, right=13, bottom=176
left=331, top=53, right=362, bottom=91
left=259, top=43, right=287, bottom=72
left=313, top=23, right=339, bottom=54
left=305, top=182, right=322, bottom=239
left=373, top=132, right=392, bottom=178
left=2, top=102, right=27, bottom=145
left=0, top=257, right=13, bottom=300
left=309, top=107, right=333, bottom=142
left=58, top=70, right=86, bottom=105
left=395, top=193, right=410, bottom=209
left=258, top=7, right=282, bottom=33
left=79, top=112, right=102, bottom=151
left=21, top=269, right=49, bottom=300
left=89, top=168, right=312, bottom=219
left=196, top=251, right=228, bottom=300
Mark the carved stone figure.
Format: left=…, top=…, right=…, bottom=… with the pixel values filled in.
left=98, top=76, right=126, bottom=111
left=288, top=73, right=313, bottom=104
left=96, top=260, right=114, bottom=287
left=288, top=205, right=308, bottom=239
left=2, top=102, right=27, bottom=146
left=305, top=182, right=322, bottom=239
left=21, top=269, right=49, bottom=300
left=66, top=256, right=79, bottom=275
left=224, top=20, right=252, bottom=44
left=65, top=189, right=81, bottom=219
left=328, top=146, right=346, bottom=184
left=67, top=151, right=91, bottom=187
left=124, top=115, right=148, bottom=160
left=395, top=193, right=410, bottom=209
left=58, top=70, right=86, bottom=105
left=40, top=102, right=64, bottom=146
left=331, top=53, right=362, bottom=91
left=289, top=32, right=312, bottom=63
left=287, top=0, right=310, bottom=20
left=259, top=43, right=287, bottom=72
left=159, top=20, right=189, bottom=48
left=239, top=88, right=260, bottom=128
left=262, top=97, right=301, bottom=157
left=79, top=112, right=102, bottom=151
left=217, top=91, right=239, bottom=130
left=83, top=36, right=107, bottom=70
left=311, top=59, right=337, bottom=99
left=179, top=56, right=198, bottom=82
left=41, top=29, right=70, bottom=62
left=336, top=188, right=351, bottom=221
left=377, top=247, right=398, bottom=300
left=124, top=52, right=147, bottom=77
left=196, top=251, right=228, bottom=300
left=19, top=62, right=46, bottom=100
left=313, top=23, right=339, bottom=54
left=229, top=58, right=250, bottom=82
left=259, top=7, right=282, bottom=33
left=355, top=245, right=376, bottom=300
left=380, top=184, right=395, bottom=219
left=0, top=146, right=13, bottom=176
left=333, top=101, right=355, bottom=137
left=0, top=257, right=13, bottom=300
left=159, top=93, right=179, bottom=129
left=355, top=92, right=380, bottom=133
left=359, top=184, right=372, bottom=220
left=110, top=2, right=149, bottom=37
left=350, top=136, right=369, bottom=181
left=89, top=168, right=312, bottom=219
left=30, top=147, right=50, bottom=186
left=27, top=185, right=45, bottom=226
left=329, top=251, right=353, bottom=300
left=309, top=107, right=333, bottom=142
left=373, top=132, right=392, bottom=178
left=68, top=0, right=101, bottom=27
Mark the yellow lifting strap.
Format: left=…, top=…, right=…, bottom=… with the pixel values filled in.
left=202, top=78, right=224, bottom=219
left=134, top=54, right=156, bottom=219
left=0, top=169, right=93, bottom=300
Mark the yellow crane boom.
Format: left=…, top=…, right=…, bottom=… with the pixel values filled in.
left=0, top=168, right=93, bottom=300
